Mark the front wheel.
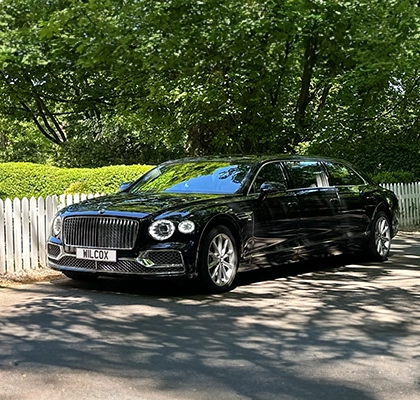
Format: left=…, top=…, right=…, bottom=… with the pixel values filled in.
left=198, top=226, right=238, bottom=293
left=366, top=211, right=392, bottom=261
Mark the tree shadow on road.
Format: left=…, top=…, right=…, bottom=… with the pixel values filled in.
left=0, top=234, right=419, bottom=399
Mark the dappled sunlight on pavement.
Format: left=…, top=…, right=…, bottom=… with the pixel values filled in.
left=0, top=233, right=419, bottom=399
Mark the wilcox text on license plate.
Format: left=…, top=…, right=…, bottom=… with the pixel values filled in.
left=76, top=248, right=117, bottom=262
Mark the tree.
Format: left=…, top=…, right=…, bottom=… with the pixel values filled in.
left=0, top=0, right=420, bottom=175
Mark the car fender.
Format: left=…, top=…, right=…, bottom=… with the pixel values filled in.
left=192, top=212, right=250, bottom=275
left=366, top=201, right=394, bottom=237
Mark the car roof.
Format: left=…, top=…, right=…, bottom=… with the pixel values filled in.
left=162, top=154, right=346, bottom=166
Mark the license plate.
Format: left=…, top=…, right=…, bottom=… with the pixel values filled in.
left=76, top=248, right=117, bottom=262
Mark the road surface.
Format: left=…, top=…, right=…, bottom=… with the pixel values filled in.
left=1, top=233, right=419, bottom=399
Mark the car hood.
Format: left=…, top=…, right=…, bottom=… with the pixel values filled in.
left=62, top=192, right=222, bottom=218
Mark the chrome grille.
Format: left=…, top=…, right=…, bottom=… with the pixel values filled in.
left=63, top=216, right=139, bottom=250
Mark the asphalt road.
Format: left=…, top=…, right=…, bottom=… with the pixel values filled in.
left=1, top=234, right=419, bottom=400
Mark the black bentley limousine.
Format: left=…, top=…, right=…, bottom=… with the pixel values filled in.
left=47, top=156, right=399, bottom=292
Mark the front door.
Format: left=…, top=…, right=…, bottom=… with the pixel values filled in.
left=248, top=162, right=300, bottom=265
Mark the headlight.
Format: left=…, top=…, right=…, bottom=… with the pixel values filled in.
left=178, top=220, right=195, bottom=234
left=148, top=219, right=175, bottom=241
left=52, top=215, right=62, bottom=237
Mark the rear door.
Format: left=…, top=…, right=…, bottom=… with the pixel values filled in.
left=323, top=161, right=370, bottom=242
left=284, top=160, right=341, bottom=250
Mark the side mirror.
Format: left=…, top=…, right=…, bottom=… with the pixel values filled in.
left=119, top=182, right=133, bottom=192
left=260, top=182, right=287, bottom=195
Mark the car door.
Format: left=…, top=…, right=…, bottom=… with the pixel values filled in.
left=323, top=161, right=371, bottom=243
left=284, top=160, right=341, bottom=251
left=247, top=161, right=300, bottom=265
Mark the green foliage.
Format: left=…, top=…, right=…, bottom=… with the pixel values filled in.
left=370, top=171, right=417, bottom=184
left=64, top=181, right=88, bottom=195
left=0, top=163, right=153, bottom=200
left=0, top=0, right=420, bottom=175
left=54, top=118, right=185, bottom=168
left=298, top=128, right=420, bottom=181
left=0, top=118, right=55, bottom=164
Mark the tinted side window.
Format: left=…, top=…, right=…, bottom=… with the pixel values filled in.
left=325, top=162, right=365, bottom=186
left=286, top=161, right=329, bottom=188
left=251, top=162, right=286, bottom=193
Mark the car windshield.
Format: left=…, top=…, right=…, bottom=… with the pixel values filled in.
left=129, top=161, right=252, bottom=195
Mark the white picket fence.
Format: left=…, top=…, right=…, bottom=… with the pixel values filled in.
left=0, top=184, right=419, bottom=275
left=381, top=182, right=420, bottom=228
left=0, top=193, right=102, bottom=275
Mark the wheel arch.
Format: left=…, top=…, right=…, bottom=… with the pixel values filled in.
left=194, top=214, right=242, bottom=292
left=365, top=207, right=392, bottom=261
left=368, top=202, right=394, bottom=236
left=195, top=214, right=242, bottom=264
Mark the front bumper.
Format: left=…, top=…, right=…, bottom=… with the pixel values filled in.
left=47, top=241, right=189, bottom=278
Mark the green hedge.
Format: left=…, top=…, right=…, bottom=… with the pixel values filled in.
left=370, top=170, right=417, bottom=184
left=0, top=163, right=153, bottom=200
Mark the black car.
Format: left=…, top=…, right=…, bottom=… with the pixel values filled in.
left=47, top=156, right=399, bottom=293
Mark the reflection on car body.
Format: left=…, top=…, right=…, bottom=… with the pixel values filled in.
left=47, top=156, right=399, bottom=293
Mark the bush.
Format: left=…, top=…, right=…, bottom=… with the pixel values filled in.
left=64, top=181, right=89, bottom=195
left=0, top=163, right=153, bottom=200
left=370, top=170, right=417, bottom=184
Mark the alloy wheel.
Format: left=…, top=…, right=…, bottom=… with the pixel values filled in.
left=375, top=215, right=391, bottom=257
left=207, top=233, right=237, bottom=286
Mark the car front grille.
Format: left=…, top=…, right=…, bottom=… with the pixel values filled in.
left=63, top=216, right=139, bottom=250
left=47, top=243, right=61, bottom=258
left=143, top=251, right=183, bottom=266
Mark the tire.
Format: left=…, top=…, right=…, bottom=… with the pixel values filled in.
left=198, top=226, right=238, bottom=293
left=63, top=271, right=98, bottom=281
left=366, top=211, right=391, bottom=261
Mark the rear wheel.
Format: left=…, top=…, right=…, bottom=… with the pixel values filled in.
left=366, top=211, right=391, bottom=261
left=63, top=271, right=98, bottom=281
left=198, top=226, right=238, bottom=293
